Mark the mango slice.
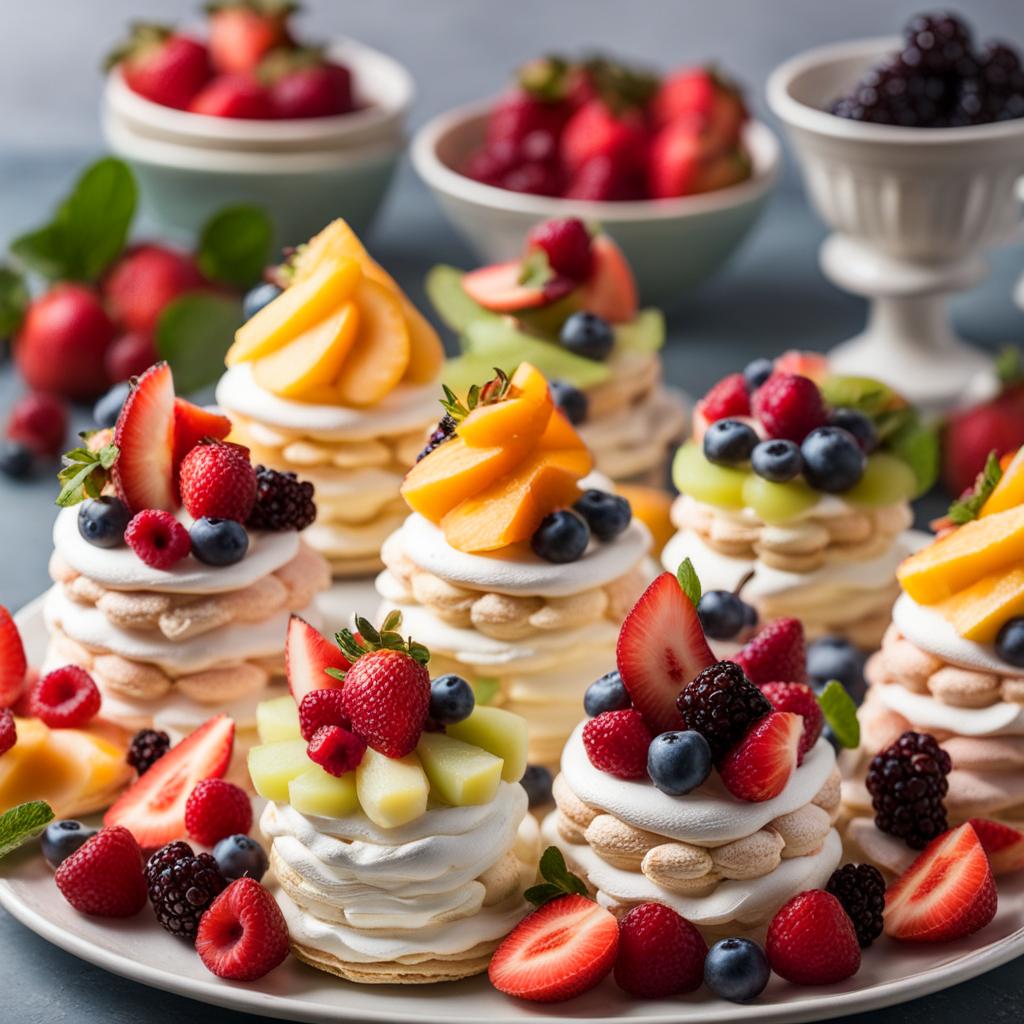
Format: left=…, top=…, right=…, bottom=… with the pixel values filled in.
left=937, top=566, right=1024, bottom=643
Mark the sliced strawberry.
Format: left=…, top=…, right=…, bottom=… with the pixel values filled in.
left=488, top=894, right=619, bottom=1002
left=461, top=262, right=575, bottom=314
left=735, top=618, right=807, bottom=687
left=719, top=711, right=801, bottom=802
left=580, top=235, right=637, bottom=324
left=286, top=616, right=350, bottom=704
left=104, top=714, right=234, bottom=848
left=968, top=818, right=1024, bottom=875
left=884, top=822, right=998, bottom=942
left=172, top=397, right=232, bottom=476
left=774, top=349, right=829, bottom=383
left=616, top=572, right=716, bottom=735
left=111, top=361, right=177, bottom=514
left=0, top=607, right=27, bottom=709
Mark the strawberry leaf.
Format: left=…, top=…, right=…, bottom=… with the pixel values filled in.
left=196, top=204, right=274, bottom=288
left=156, top=292, right=243, bottom=394
left=675, top=557, right=702, bottom=608
left=335, top=610, right=431, bottom=666
left=0, top=265, right=29, bottom=336
left=948, top=451, right=1002, bottom=525
left=817, top=681, right=860, bottom=749
left=0, top=801, right=54, bottom=860
left=56, top=440, right=119, bottom=507
left=525, top=846, right=591, bottom=906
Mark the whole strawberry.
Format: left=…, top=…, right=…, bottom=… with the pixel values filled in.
left=180, top=440, right=257, bottom=523
left=766, top=889, right=860, bottom=985
left=55, top=825, right=148, bottom=918
left=760, top=682, right=822, bottom=764
left=615, top=902, right=707, bottom=997
left=108, top=24, right=211, bottom=110
left=735, top=618, right=807, bottom=687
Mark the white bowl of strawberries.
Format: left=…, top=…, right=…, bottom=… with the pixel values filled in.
left=411, top=55, right=780, bottom=307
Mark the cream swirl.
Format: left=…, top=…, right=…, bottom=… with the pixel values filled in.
left=873, top=682, right=1024, bottom=737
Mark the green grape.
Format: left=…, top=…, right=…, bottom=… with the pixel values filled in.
left=845, top=452, right=918, bottom=507
left=673, top=442, right=747, bottom=509
left=743, top=474, right=819, bottom=524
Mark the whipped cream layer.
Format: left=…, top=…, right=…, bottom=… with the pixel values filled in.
left=561, top=724, right=836, bottom=845
left=873, top=682, right=1024, bottom=737
left=217, top=364, right=441, bottom=440
left=53, top=506, right=299, bottom=595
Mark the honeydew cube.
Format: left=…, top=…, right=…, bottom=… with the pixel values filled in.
left=446, top=705, right=528, bottom=783
left=355, top=748, right=429, bottom=828
left=416, top=733, right=503, bottom=807
left=256, top=696, right=302, bottom=743
left=247, top=739, right=310, bottom=802
left=288, top=766, right=359, bottom=818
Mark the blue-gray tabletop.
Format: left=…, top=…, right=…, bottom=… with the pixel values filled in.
left=2, top=1, right=1023, bottom=1021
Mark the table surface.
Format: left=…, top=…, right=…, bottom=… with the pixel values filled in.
left=2, top=1, right=1024, bottom=1018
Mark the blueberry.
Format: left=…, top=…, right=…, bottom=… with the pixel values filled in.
left=742, top=601, right=759, bottom=629
left=92, top=381, right=132, bottom=428
left=78, top=497, right=131, bottom=548
left=243, top=281, right=283, bottom=322
left=584, top=670, right=631, bottom=717
left=429, top=674, right=475, bottom=724
left=521, top=764, right=553, bottom=808
left=996, top=617, right=1024, bottom=668
left=703, top=419, right=759, bottom=465
left=531, top=509, right=590, bottom=563
left=704, top=937, right=771, bottom=1002
left=800, top=426, right=866, bottom=492
left=807, top=635, right=866, bottom=704
left=830, top=407, right=878, bottom=452
left=697, top=590, right=748, bottom=640
left=559, top=312, right=614, bottom=361
left=550, top=380, right=588, bottom=425
left=212, top=833, right=268, bottom=882
left=646, top=730, right=712, bottom=796
left=0, top=440, right=33, bottom=480
left=41, top=819, right=97, bottom=869
left=743, top=357, right=774, bottom=392
left=190, top=517, right=249, bottom=566
left=574, top=489, right=632, bottom=542
left=751, top=438, right=802, bottom=482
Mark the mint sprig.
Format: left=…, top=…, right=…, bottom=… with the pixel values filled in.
left=196, top=204, right=273, bottom=289
left=156, top=292, right=243, bottom=394
left=948, top=451, right=1002, bottom=525
left=816, top=681, right=860, bottom=750
left=675, top=557, right=702, bottom=608
left=0, top=801, right=54, bottom=860
left=56, top=437, right=119, bottom=507
left=524, top=846, right=591, bottom=907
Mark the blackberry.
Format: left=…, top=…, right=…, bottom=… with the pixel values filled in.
left=417, top=414, right=457, bottom=462
left=247, top=466, right=316, bottom=532
left=676, top=662, right=771, bottom=763
left=865, top=730, right=951, bottom=849
left=903, top=11, right=974, bottom=76
left=145, top=841, right=227, bottom=939
left=126, top=728, right=171, bottom=775
left=826, top=863, right=886, bottom=948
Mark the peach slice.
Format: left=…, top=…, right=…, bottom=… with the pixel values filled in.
left=539, top=406, right=588, bottom=453
left=899, top=506, right=1024, bottom=604
left=981, top=448, right=1024, bottom=517
left=251, top=302, right=359, bottom=400
left=335, top=277, right=411, bottom=407
left=580, top=235, right=638, bottom=324
left=458, top=363, right=554, bottom=449
left=938, top=567, right=1024, bottom=643
left=226, top=258, right=361, bottom=366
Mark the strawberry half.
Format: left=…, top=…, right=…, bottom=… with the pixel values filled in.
left=286, top=616, right=350, bottom=704
left=172, top=397, right=231, bottom=478
left=488, top=894, right=619, bottom=1002
left=884, top=822, right=998, bottom=942
left=112, top=361, right=177, bottom=514
left=718, top=711, right=801, bottom=802
left=616, top=572, right=716, bottom=734
left=968, top=818, right=1024, bottom=875
left=0, top=606, right=28, bottom=708
left=735, top=618, right=807, bottom=687
left=104, top=714, right=234, bottom=848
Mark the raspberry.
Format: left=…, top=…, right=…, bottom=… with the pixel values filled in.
left=416, top=414, right=457, bottom=463
left=307, top=724, right=367, bottom=776
left=298, top=688, right=349, bottom=741
left=29, top=665, right=101, bottom=727
left=126, top=728, right=170, bottom=775
left=0, top=709, right=16, bottom=756
left=55, top=825, right=147, bottom=918
left=701, top=373, right=750, bottom=423
left=751, top=373, right=827, bottom=443
left=614, top=902, right=707, bottom=998
left=760, top=682, right=822, bottom=764
left=195, top=877, right=290, bottom=981
left=125, top=509, right=191, bottom=569
left=179, top=440, right=257, bottom=523
left=866, top=730, right=951, bottom=849
left=582, top=708, right=652, bottom=779
left=677, top=662, right=771, bottom=763
left=6, top=391, right=68, bottom=457
left=826, top=863, right=886, bottom=948
left=525, top=218, right=594, bottom=281
left=146, top=840, right=227, bottom=939
left=766, top=889, right=861, bottom=985
left=735, top=617, right=807, bottom=687
left=246, top=466, right=316, bottom=532
left=185, top=779, right=253, bottom=847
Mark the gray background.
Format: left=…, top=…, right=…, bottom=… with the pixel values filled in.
left=1, top=1, right=1024, bottom=1021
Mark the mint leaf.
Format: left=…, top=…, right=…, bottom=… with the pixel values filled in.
left=424, top=265, right=498, bottom=332
left=0, top=265, right=29, bottom=336
left=675, top=557, right=702, bottom=608
left=817, top=681, right=860, bottom=749
left=888, top=418, right=940, bottom=497
left=525, top=846, right=590, bottom=906
left=156, top=292, right=242, bottom=394
left=949, top=451, right=1002, bottom=525
left=197, top=204, right=273, bottom=288
left=0, top=801, right=54, bottom=859
left=56, top=440, right=119, bottom=507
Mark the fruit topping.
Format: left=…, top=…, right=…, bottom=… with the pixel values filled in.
left=307, top=725, right=367, bottom=777
left=582, top=708, right=653, bottom=779
left=29, top=666, right=101, bottom=729
left=285, top=614, right=349, bottom=705
left=751, top=373, right=827, bottom=443
left=189, top=517, right=249, bottom=566
left=751, top=438, right=802, bottom=482
left=525, top=218, right=594, bottom=281
left=171, top=397, right=232, bottom=475
left=830, top=407, right=878, bottom=452
left=696, top=589, right=755, bottom=641
left=213, top=833, right=269, bottom=882
left=826, top=863, right=886, bottom=948
left=145, top=839, right=226, bottom=938
left=884, top=822, right=998, bottom=942
left=179, top=440, right=257, bottom=523
left=55, top=825, right=147, bottom=918
left=0, top=710, right=15, bottom=756
left=760, top=682, right=822, bottom=764
left=766, top=890, right=861, bottom=985
left=416, top=733, right=504, bottom=806
left=583, top=669, right=632, bottom=717
left=445, top=705, right=529, bottom=783
left=0, top=606, right=28, bottom=709
left=800, top=426, right=866, bottom=493
left=672, top=441, right=747, bottom=509
left=995, top=616, right=1024, bottom=666
left=703, top=419, right=758, bottom=465
left=968, top=818, right=1024, bottom=874
left=677, top=661, right=771, bottom=763
left=703, top=937, right=770, bottom=1002
left=806, top=635, right=866, bottom=703
left=719, top=711, right=801, bottom=802
left=614, top=902, right=707, bottom=997
left=297, top=687, right=348, bottom=742
left=288, top=764, right=359, bottom=817
left=521, top=764, right=554, bottom=808
left=866, top=730, right=952, bottom=849
left=734, top=617, right=807, bottom=687
left=646, top=729, right=712, bottom=796
left=700, top=373, right=751, bottom=424
left=531, top=508, right=591, bottom=563
left=185, top=779, right=253, bottom=846
left=246, top=466, right=316, bottom=532
left=559, top=312, right=614, bottom=362
left=126, top=728, right=171, bottom=776
left=247, top=739, right=309, bottom=802
left=93, top=383, right=132, bottom=429
left=125, top=509, right=192, bottom=570
left=742, top=358, right=774, bottom=392
left=355, top=748, right=429, bottom=829
left=77, top=496, right=131, bottom=548
left=256, top=696, right=301, bottom=743
left=428, top=674, right=476, bottom=725
left=41, top=819, right=98, bottom=870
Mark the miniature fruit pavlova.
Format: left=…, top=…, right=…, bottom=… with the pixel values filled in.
left=377, top=362, right=651, bottom=774
left=249, top=612, right=539, bottom=983
left=42, top=362, right=330, bottom=776
left=426, top=218, right=687, bottom=484
left=216, top=219, right=445, bottom=579
left=664, top=355, right=936, bottom=648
